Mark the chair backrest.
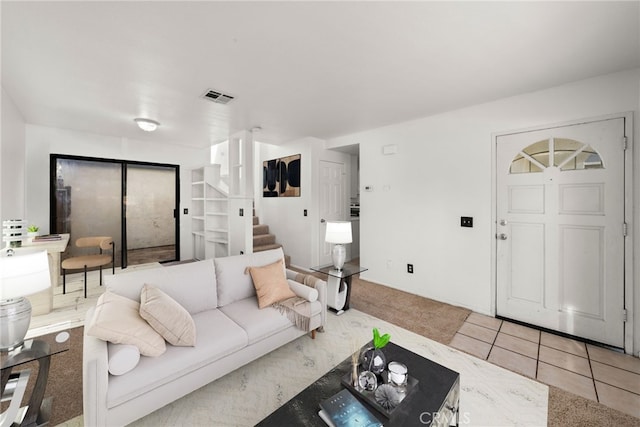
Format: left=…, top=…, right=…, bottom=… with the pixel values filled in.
left=76, top=236, right=113, bottom=250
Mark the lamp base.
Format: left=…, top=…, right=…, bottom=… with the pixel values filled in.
left=0, top=297, right=32, bottom=351
left=332, top=244, right=346, bottom=271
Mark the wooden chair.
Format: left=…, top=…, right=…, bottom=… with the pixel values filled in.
left=61, top=236, right=115, bottom=298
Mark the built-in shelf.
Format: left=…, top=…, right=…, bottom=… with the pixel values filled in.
left=191, top=165, right=230, bottom=260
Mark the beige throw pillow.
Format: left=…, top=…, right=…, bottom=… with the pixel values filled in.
left=247, top=259, right=296, bottom=309
left=139, top=284, right=197, bottom=346
left=87, top=291, right=166, bottom=357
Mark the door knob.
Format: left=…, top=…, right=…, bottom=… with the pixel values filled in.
left=497, top=233, right=508, bottom=240
left=320, top=218, right=326, bottom=223
left=499, top=219, right=508, bottom=226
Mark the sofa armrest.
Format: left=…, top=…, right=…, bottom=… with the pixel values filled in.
left=83, top=307, right=109, bottom=427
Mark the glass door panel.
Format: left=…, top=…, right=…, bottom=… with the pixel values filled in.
left=53, top=158, right=122, bottom=267
left=125, top=164, right=177, bottom=266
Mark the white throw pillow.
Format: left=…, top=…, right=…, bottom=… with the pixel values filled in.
left=86, top=290, right=166, bottom=357
left=107, top=343, right=140, bottom=376
left=287, top=279, right=319, bottom=302
left=139, top=284, right=197, bottom=346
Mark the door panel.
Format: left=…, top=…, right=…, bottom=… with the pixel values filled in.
left=318, top=161, right=345, bottom=266
left=496, top=118, right=625, bottom=347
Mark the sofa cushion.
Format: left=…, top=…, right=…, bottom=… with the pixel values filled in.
left=140, top=284, right=196, bottom=346
left=107, top=309, right=248, bottom=409
left=215, top=248, right=285, bottom=307
left=107, top=343, right=140, bottom=376
left=87, top=291, right=166, bottom=357
left=247, top=259, right=296, bottom=309
left=105, top=259, right=217, bottom=314
left=218, top=297, right=294, bottom=345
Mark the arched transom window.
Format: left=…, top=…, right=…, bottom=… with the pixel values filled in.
left=510, top=138, right=604, bottom=174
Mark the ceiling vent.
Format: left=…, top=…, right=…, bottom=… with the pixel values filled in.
left=201, top=89, right=235, bottom=105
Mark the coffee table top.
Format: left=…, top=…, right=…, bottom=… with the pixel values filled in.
left=256, top=341, right=459, bottom=426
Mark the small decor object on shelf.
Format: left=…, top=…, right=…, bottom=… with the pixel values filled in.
left=318, top=388, right=382, bottom=427
left=26, top=225, right=39, bottom=243
left=374, top=384, right=403, bottom=411
left=387, top=361, right=408, bottom=387
left=360, top=328, right=390, bottom=375
left=358, top=370, right=378, bottom=392
left=2, top=219, right=27, bottom=248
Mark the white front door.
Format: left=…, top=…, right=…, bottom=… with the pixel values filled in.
left=319, top=160, right=345, bottom=266
left=496, top=118, right=626, bottom=347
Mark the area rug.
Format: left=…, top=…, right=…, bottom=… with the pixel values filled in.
left=112, top=308, right=546, bottom=426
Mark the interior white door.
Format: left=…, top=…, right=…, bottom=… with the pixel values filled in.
left=496, top=118, right=626, bottom=347
left=319, top=160, right=345, bottom=266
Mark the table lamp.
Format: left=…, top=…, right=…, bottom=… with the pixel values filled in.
left=325, top=221, right=352, bottom=271
left=0, top=250, right=51, bottom=351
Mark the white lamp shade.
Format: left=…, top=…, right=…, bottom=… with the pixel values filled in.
left=0, top=250, right=51, bottom=300
left=325, top=221, right=352, bottom=244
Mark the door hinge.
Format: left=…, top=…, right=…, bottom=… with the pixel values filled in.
left=622, top=136, right=628, bottom=150
left=623, top=309, right=627, bottom=322
left=623, top=223, right=628, bottom=237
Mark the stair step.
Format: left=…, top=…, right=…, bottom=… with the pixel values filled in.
left=254, top=243, right=283, bottom=253
left=253, top=224, right=269, bottom=235
left=253, top=233, right=276, bottom=246
left=253, top=216, right=259, bottom=226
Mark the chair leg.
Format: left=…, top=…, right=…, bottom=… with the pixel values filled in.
left=99, top=266, right=103, bottom=286
left=84, top=265, right=88, bottom=299
left=63, top=270, right=66, bottom=294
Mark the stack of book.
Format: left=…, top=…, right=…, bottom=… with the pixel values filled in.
left=33, top=234, right=62, bottom=241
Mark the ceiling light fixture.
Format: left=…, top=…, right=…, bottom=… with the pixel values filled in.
left=134, top=118, right=160, bottom=132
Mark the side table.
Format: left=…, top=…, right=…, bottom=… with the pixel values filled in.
left=310, top=263, right=367, bottom=314
left=1, top=330, right=70, bottom=427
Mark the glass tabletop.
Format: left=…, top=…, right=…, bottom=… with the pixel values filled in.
left=310, top=263, right=368, bottom=279
left=1, top=330, right=71, bottom=370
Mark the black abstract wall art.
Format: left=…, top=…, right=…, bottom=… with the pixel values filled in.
left=263, top=154, right=301, bottom=197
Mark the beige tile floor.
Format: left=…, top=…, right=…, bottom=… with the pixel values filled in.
left=450, top=312, right=640, bottom=419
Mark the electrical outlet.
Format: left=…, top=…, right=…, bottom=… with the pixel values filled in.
left=239, top=208, right=244, bottom=216
left=304, top=209, right=307, bottom=216
left=461, top=216, right=473, bottom=228
left=407, top=264, right=413, bottom=274
left=183, top=208, right=188, bottom=215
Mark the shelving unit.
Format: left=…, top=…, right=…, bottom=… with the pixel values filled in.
left=191, top=165, right=230, bottom=260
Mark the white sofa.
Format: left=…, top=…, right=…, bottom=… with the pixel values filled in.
left=83, top=248, right=327, bottom=426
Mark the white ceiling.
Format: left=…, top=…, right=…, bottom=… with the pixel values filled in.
left=2, top=1, right=639, bottom=149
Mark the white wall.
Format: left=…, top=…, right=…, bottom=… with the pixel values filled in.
left=1, top=87, right=26, bottom=220
left=24, top=125, right=209, bottom=260
left=327, top=69, right=640, bottom=353
left=255, top=137, right=351, bottom=268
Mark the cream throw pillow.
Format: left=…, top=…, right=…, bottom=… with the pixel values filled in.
left=247, top=259, right=296, bottom=309
left=139, top=284, right=196, bottom=346
left=87, top=291, right=166, bottom=357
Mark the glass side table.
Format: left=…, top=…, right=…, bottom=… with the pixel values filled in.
left=310, top=263, right=367, bottom=315
left=1, top=330, right=70, bottom=427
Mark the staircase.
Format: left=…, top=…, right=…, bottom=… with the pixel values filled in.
left=253, top=212, right=290, bottom=266
left=253, top=215, right=282, bottom=252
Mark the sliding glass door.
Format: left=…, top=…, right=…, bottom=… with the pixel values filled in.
left=125, top=164, right=177, bottom=265
left=51, top=155, right=180, bottom=268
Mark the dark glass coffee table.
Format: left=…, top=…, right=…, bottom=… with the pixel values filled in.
left=256, top=341, right=460, bottom=427
left=310, top=263, right=367, bottom=314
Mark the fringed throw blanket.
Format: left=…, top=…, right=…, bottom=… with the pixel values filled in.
left=272, top=273, right=322, bottom=332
